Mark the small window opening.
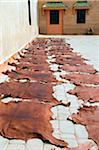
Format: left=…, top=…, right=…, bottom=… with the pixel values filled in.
left=77, top=9, right=86, bottom=24
left=50, top=10, right=59, bottom=24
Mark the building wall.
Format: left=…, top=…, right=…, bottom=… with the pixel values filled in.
left=38, top=0, right=99, bottom=35
left=38, top=0, right=47, bottom=34
left=0, top=0, right=38, bottom=63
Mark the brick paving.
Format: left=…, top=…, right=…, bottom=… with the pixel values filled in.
left=0, top=38, right=98, bottom=150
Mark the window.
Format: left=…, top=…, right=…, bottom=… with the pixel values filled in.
left=50, top=10, right=59, bottom=24
left=77, top=9, right=86, bottom=23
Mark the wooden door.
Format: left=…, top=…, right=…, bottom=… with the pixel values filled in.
left=46, top=10, right=63, bottom=35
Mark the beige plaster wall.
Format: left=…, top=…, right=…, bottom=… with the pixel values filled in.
left=0, top=0, right=38, bottom=63
left=38, top=0, right=99, bottom=35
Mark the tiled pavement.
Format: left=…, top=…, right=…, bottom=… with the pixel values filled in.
left=0, top=37, right=98, bottom=150
left=45, top=43, right=98, bottom=150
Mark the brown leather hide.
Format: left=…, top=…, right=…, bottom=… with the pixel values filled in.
left=8, top=63, right=49, bottom=72
left=56, top=57, right=85, bottom=66
left=0, top=81, right=58, bottom=103
left=68, top=86, right=99, bottom=102
left=70, top=106, right=99, bottom=147
left=0, top=101, right=67, bottom=147
left=63, top=73, right=99, bottom=85
left=22, top=50, right=46, bottom=55
left=4, top=70, right=56, bottom=82
left=0, top=38, right=98, bottom=149
left=17, top=56, right=47, bottom=64
left=61, top=64, right=96, bottom=74
left=48, top=50, right=79, bottom=57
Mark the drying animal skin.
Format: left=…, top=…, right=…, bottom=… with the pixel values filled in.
left=21, top=54, right=47, bottom=60
left=56, top=57, right=85, bottom=66
left=61, top=64, right=96, bottom=74
left=68, top=86, right=99, bottom=102
left=0, top=81, right=58, bottom=103
left=23, top=49, right=46, bottom=55
left=0, top=101, right=67, bottom=147
left=4, top=70, right=56, bottom=82
left=0, top=101, right=95, bottom=149
left=63, top=73, right=99, bottom=85
left=48, top=49, right=79, bottom=57
left=0, top=38, right=98, bottom=149
left=8, top=62, right=49, bottom=72
left=70, top=106, right=99, bottom=147
left=57, top=54, right=84, bottom=60
left=16, top=55, right=47, bottom=64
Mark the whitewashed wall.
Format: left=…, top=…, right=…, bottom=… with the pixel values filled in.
left=0, top=0, right=38, bottom=63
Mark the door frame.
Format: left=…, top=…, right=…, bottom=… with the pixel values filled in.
left=46, top=9, right=63, bottom=35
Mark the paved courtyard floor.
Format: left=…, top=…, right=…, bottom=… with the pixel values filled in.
left=0, top=36, right=99, bottom=150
